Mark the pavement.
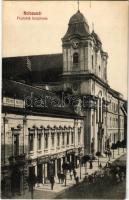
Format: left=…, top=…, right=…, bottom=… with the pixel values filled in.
left=34, top=148, right=126, bottom=194
left=5, top=148, right=126, bottom=199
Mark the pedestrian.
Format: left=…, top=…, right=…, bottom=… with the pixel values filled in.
left=50, top=176, right=55, bottom=190
left=88, top=174, right=93, bottom=184
left=120, top=171, right=125, bottom=181
left=73, top=169, right=77, bottom=179
left=70, top=172, right=73, bottom=180
left=89, top=160, right=93, bottom=169
left=75, top=176, right=79, bottom=185
left=83, top=174, right=88, bottom=183
left=57, top=171, right=61, bottom=184
left=116, top=173, right=120, bottom=183
left=60, top=173, right=65, bottom=184
left=99, top=163, right=102, bottom=169
left=37, top=175, right=41, bottom=187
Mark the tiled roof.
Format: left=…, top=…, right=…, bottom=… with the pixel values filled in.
left=2, top=79, right=79, bottom=118
left=2, top=56, right=31, bottom=81
left=2, top=53, right=63, bottom=83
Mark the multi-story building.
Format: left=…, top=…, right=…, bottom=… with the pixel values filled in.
left=60, top=10, right=126, bottom=154
left=2, top=79, right=84, bottom=196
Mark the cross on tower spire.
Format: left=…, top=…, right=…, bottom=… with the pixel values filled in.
left=92, top=22, right=94, bottom=31
left=77, top=0, right=80, bottom=11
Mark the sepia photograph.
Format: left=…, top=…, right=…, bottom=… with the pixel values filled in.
left=1, top=0, right=128, bottom=199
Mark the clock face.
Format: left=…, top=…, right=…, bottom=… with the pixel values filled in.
left=72, top=39, right=79, bottom=49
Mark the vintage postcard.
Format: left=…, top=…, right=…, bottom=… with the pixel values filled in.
left=1, top=0, right=128, bottom=199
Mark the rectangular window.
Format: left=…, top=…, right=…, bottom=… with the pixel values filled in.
left=29, top=134, right=34, bottom=151
left=51, top=133, right=54, bottom=147
left=37, top=134, right=42, bottom=150
left=78, top=128, right=81, bottom=145
left=62, top=132, right=65, bottom=145
left=57, top=133, right=60, bottom=146
left=13, top=134, right=19, bottom=156
left=44, top=134, right=48, bottom=149
left=67, top=132, right=69, bottom=145
left=71, top=131, right=74, bottom=144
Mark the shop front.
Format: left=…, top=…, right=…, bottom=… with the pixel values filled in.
left=1, top=154, right=27, bottom=198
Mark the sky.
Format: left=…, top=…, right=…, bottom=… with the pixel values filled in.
left=2, top=1, right=128, bottom=98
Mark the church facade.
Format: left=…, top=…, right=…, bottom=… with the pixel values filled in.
left=59, top=10, right=126, bottom=154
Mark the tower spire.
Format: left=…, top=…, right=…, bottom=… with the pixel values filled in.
left=92, top=22, right=94, bottom=31
left=90, top=0, right=91, bottom=8
left=77, top=0, right=80, bottom=11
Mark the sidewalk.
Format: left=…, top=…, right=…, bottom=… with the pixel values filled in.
left=35, top=148, right=126, bottom=194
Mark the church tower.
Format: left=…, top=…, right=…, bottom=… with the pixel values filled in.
left=61, top=9, right=109, bottom=154
left=62, top=10, right=108, bottom=95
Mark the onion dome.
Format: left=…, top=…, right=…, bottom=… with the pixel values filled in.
left=69, top=10, right=88, bottom=25
left=63, top=10, right=90, bottom=41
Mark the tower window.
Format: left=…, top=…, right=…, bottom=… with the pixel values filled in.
left=92, top=55, right=94, bottom=68
left=73, top=53, right=79, bottom=64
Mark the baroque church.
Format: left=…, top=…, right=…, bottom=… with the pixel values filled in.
left=3, top=9, right=127, bottom=155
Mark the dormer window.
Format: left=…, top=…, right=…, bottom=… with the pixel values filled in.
left=73, top=53, right=79, bottom=64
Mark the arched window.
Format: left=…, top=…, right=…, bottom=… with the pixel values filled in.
left=73, top=53, right=79, bottom=64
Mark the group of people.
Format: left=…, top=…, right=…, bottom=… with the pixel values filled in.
left=57, top=168, right=78, bottom=184
left=82, top=164, right=126, bottom=186
left=38, top=159, right=126, bottom=191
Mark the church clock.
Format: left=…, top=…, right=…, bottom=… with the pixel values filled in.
left=72, top=39, right=79, bottom=49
